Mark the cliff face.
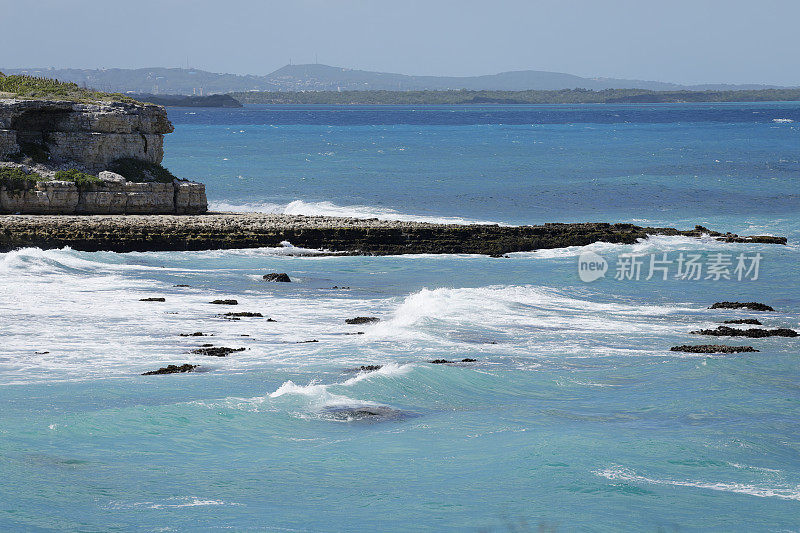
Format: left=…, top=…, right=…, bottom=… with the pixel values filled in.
left=0, top=99, right=172, bottom=171
left=0, top=98, right=207, bottom=215
left=0, top=174, right=206, bottom=215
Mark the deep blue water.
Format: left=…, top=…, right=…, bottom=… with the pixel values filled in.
left=1, top=104, right=799, bottom=531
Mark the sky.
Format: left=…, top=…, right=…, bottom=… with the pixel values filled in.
left=2, top=0, right=799, bottom=86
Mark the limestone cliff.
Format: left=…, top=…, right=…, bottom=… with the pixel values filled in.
left=0, top=95, right=207, bottom=215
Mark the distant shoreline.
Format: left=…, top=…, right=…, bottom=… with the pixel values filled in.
left=0, top=214, right=785, bottom=254
left=231, top=88, right=800, bottom=106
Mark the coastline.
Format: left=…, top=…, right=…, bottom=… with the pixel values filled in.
left=0, top=213, right=786, bottom=254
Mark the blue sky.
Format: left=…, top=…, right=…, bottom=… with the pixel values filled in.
left=2, top=0, right=798, bottom=85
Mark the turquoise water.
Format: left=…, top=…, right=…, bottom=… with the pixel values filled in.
left=1, top=104, right=799, bottom=531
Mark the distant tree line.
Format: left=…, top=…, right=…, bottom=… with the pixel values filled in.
left=231, top=88, right=800, bottom=105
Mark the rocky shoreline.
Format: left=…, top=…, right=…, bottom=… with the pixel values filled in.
left=0, top=215, right=787, bottom=254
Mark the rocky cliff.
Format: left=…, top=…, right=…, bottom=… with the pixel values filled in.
left=0, top=94, right=207, bottom=215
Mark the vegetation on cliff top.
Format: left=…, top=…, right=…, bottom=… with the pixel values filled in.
left=232, top=87, right=800, bottom=105
left=0, top=166, right=46, bottom=191
left=109, top=158, right=178, bottom=183
left=0, top=73, right=141, bottom=104
left=54, top=169, right=103, bottom=188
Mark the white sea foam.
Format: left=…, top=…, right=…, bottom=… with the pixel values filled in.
left=108, top=496, right=240, bottom=509
left=510, top=234, right=765, bottom=261
left=772, top=118, right=794, bottom=123
left=594, top=465, right=800, bottom=501
left=208, top=199, right=507, bottom=225
left=265, top=364, right=414, bottom=420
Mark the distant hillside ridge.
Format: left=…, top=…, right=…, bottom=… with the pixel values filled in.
left=2, top=65, right=793, bottom=95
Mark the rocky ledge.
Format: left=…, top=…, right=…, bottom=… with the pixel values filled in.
left=0, top=216, right=786, bottom=254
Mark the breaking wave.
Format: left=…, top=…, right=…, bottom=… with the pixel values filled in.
left=208, top=199, right=507, bottom=225
left=595, top=465, right=800, bottom=501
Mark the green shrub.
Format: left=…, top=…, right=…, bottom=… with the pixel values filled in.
left=108, top=158, right=178, bottom=183
left=54, top=169, right=102, bottom=188
left=0, top=166, right=46, bottom=191
left=0, top=74, right=140, bottom=104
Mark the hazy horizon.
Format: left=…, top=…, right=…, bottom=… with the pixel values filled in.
left=2, top=0, right=800, bottom=86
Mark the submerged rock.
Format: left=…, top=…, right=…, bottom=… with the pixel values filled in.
left=263, top=272, right=291, bottom=282
left=670, top=345, right=759, bottom=354
left=345, top=316, right=380, bottom=325
left=142, top=364, right=197, bottom=375
left=691, top=326, right=798, bottom=338
left=709, top=302, right=775, bottom=312
left=180, top=332, right=210, bottom=337
left=190, top=346, right=246, bottom=357
left=209, top=299, right=238, bottom=305
left=321, top=404, right=411, bottom=422
left=359, top=365, right=383, bottom=372
left=174, top=284, right=191, bottom=288
left=429, top=358, right=478, bottom=364
left=139, top=297, right=165, bottom=302
left=222, top=312, right=263, bottom=318
left=723, top=319, right=763, bottom=325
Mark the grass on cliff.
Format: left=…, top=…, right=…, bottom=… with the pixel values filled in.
left=0, top=166, right=46, bottom=190
left=0, top=73, right=141, bottom=104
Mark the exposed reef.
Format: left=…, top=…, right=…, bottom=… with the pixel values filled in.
left=0, top=217, right=786, bottom=254
left=691, top=326, right=798, bottom=338
left=670, top=345, right=759, bottom=354
left=142, top=364, right=198, bottom=375
left=709, top=302, right=775, bottom=312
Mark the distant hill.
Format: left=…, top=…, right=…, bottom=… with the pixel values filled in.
left=2, top=65, right=791, bottom=95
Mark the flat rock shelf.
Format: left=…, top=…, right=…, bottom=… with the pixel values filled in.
left=0, top=214, right=787, bottom=255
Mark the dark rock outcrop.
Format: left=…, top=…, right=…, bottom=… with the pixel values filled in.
left=263, top=272, right=291, bottom=282
left=359, top=365, right=383, bottom=372
left=709, top=302, right=775, bottom=312
left=180, top=332, right=209, bottom=337
left=345, top=317, right=380, bottom=325
left=670, top=345, right=759, bottom=354
left=142, top=363, right=198, bottom=375
left=210, top=299, right=238, bottom=305
left=190, top=346, right=246, bottom=357
left=691, top=326, right=798, bottom=338
left=723, top=319, right=762, bottom=325
left=139, top=297, right=165, bottom=302
left=222, top=312, right=263, bottom=317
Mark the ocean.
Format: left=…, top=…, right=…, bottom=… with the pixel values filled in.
left=1, top=103, right=799, bottom=531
